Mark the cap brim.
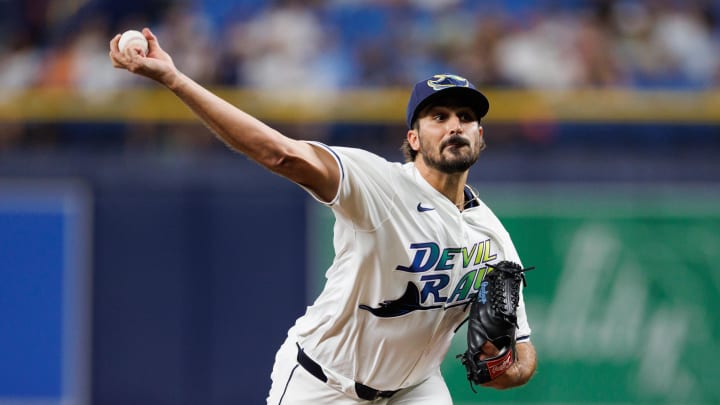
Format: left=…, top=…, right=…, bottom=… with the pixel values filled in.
left=410, top=87, right=489, bottom=127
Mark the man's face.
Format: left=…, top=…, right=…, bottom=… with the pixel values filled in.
left=413, top=99, right=485, bottom=173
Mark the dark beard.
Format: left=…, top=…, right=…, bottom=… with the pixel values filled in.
left=420, top=135, right=484, bottom=173
left=421, top=151, right=478, bottom=173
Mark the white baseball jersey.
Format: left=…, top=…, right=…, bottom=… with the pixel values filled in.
left=288, top=144, right=531, bottom=392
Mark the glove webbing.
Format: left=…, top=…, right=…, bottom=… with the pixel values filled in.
left=454, top=263, right=534, bottom=333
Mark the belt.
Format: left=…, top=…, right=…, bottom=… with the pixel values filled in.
left=296, top=343, right=400, bottom=401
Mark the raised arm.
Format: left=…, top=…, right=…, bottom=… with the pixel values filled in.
left=109, top=28, right=340, bottom=202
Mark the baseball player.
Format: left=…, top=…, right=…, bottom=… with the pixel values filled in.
left=110, top=28, right=536, bottom=404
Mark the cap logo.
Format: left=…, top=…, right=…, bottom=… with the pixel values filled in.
left=426, top=74, right=470, bottom=91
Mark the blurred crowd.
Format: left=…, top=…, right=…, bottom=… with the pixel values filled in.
left=2, top=0, right=720, bottom=93
left=0, top=0, right=719, bottom=153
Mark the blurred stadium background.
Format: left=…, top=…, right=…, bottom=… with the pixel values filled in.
left=0, top=0, right=719, bottom=404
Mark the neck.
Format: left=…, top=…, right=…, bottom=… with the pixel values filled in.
left=414, top=159, right=469, bottom=209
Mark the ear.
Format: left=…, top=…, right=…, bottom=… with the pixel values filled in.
left=407, top=129, right=420, bottom=152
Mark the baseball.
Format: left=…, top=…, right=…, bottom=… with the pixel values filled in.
left=118, top=30, right=148, bottom=55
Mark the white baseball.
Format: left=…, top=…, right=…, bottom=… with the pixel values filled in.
left=118, top=30, right=149, bottom=55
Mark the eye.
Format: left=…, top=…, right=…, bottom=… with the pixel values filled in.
left=459, top=111, right=475, bottom=122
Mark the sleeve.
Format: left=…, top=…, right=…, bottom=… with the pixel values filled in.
left=302, top=143, right=402, bottom=231
left=481, top=203, right=533, bottom=342
left=505, top=242, right=532, bottom=342
left=496, top=233, right=532, bottom=342
left=515, top=288, right=531, bottom=342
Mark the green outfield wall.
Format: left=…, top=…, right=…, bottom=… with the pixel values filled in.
left=308, top=184, right=720, bottom=404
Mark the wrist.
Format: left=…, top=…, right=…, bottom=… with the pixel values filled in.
left=162, top=69, right=184, bottom=92
left=505, top=362, right=527, bottom=385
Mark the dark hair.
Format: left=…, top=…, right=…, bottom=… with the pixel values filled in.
left=401, top=120, right=420, bottom=162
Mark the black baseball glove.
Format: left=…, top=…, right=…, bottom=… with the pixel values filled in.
left=457, top=260, right=533, bottom=388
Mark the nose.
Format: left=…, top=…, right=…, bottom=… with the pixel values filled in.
left=447, top=114, right=463, bottom=134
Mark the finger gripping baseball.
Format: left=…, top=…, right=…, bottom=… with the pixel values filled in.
left=458, top=261, right=534, bottom=387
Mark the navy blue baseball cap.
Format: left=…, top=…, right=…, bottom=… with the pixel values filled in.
left=406, top=74, right=489, bottom=128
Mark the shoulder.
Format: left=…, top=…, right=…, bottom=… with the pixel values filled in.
left=465, top=197, right=509, bottom=232
left=331, top=146, right=392, bottom=165
left=306, top=142, right=395, bottom=167
left=318, top=144, right=407, bottom=181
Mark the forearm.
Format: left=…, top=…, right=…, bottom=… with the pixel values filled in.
left=164, top=70, right=291, bottom=165
left=483, top=341, right=537, bottom=390
left=161, top=70, right=339, bottom=200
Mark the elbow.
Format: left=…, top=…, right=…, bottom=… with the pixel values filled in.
left=259, top=146, right=304, bottom=178
left=262, top=151, right=294, bottom=174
